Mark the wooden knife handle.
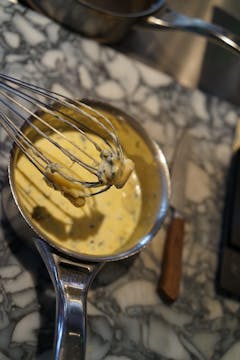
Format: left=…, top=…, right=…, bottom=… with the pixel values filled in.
left=157, top=216, right=185, bottom=303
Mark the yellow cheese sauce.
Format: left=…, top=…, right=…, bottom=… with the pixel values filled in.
left=14, top=130, right=142, bottom=256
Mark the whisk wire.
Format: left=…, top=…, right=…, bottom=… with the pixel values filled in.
left=0, top=73, right=125, bottom=197
left=0, top=110, right=47, bottom=175
left=0, top=73, right=122, bottom=157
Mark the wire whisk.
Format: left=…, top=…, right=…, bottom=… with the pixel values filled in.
left=0, top=74, right=134, bottom=206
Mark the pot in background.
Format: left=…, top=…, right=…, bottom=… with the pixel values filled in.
left=27, top=0, right=240, bottom=53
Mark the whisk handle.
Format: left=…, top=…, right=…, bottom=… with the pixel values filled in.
left=35, top=238, right=103, bottom=360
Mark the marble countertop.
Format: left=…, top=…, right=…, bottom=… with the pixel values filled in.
left=1, top=1, right=240, bottom=359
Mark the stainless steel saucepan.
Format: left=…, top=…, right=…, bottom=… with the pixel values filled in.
left=8, top=100, right=170, bottom=359
left=27, top=0, right=240, bottom=53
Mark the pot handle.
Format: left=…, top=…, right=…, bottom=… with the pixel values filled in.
left=138, top=8, right=240, bottom=55
left=34, top=238, right=103, bottom=360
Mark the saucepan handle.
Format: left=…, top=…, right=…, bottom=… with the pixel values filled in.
left=137, top=8, right=240, bottom=55
left=34, top=238, right=103, bottom=360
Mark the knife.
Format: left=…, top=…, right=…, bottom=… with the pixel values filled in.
left=157, top=132, right=192, bottom=303
left=217, top=120, right=240, bottom=296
